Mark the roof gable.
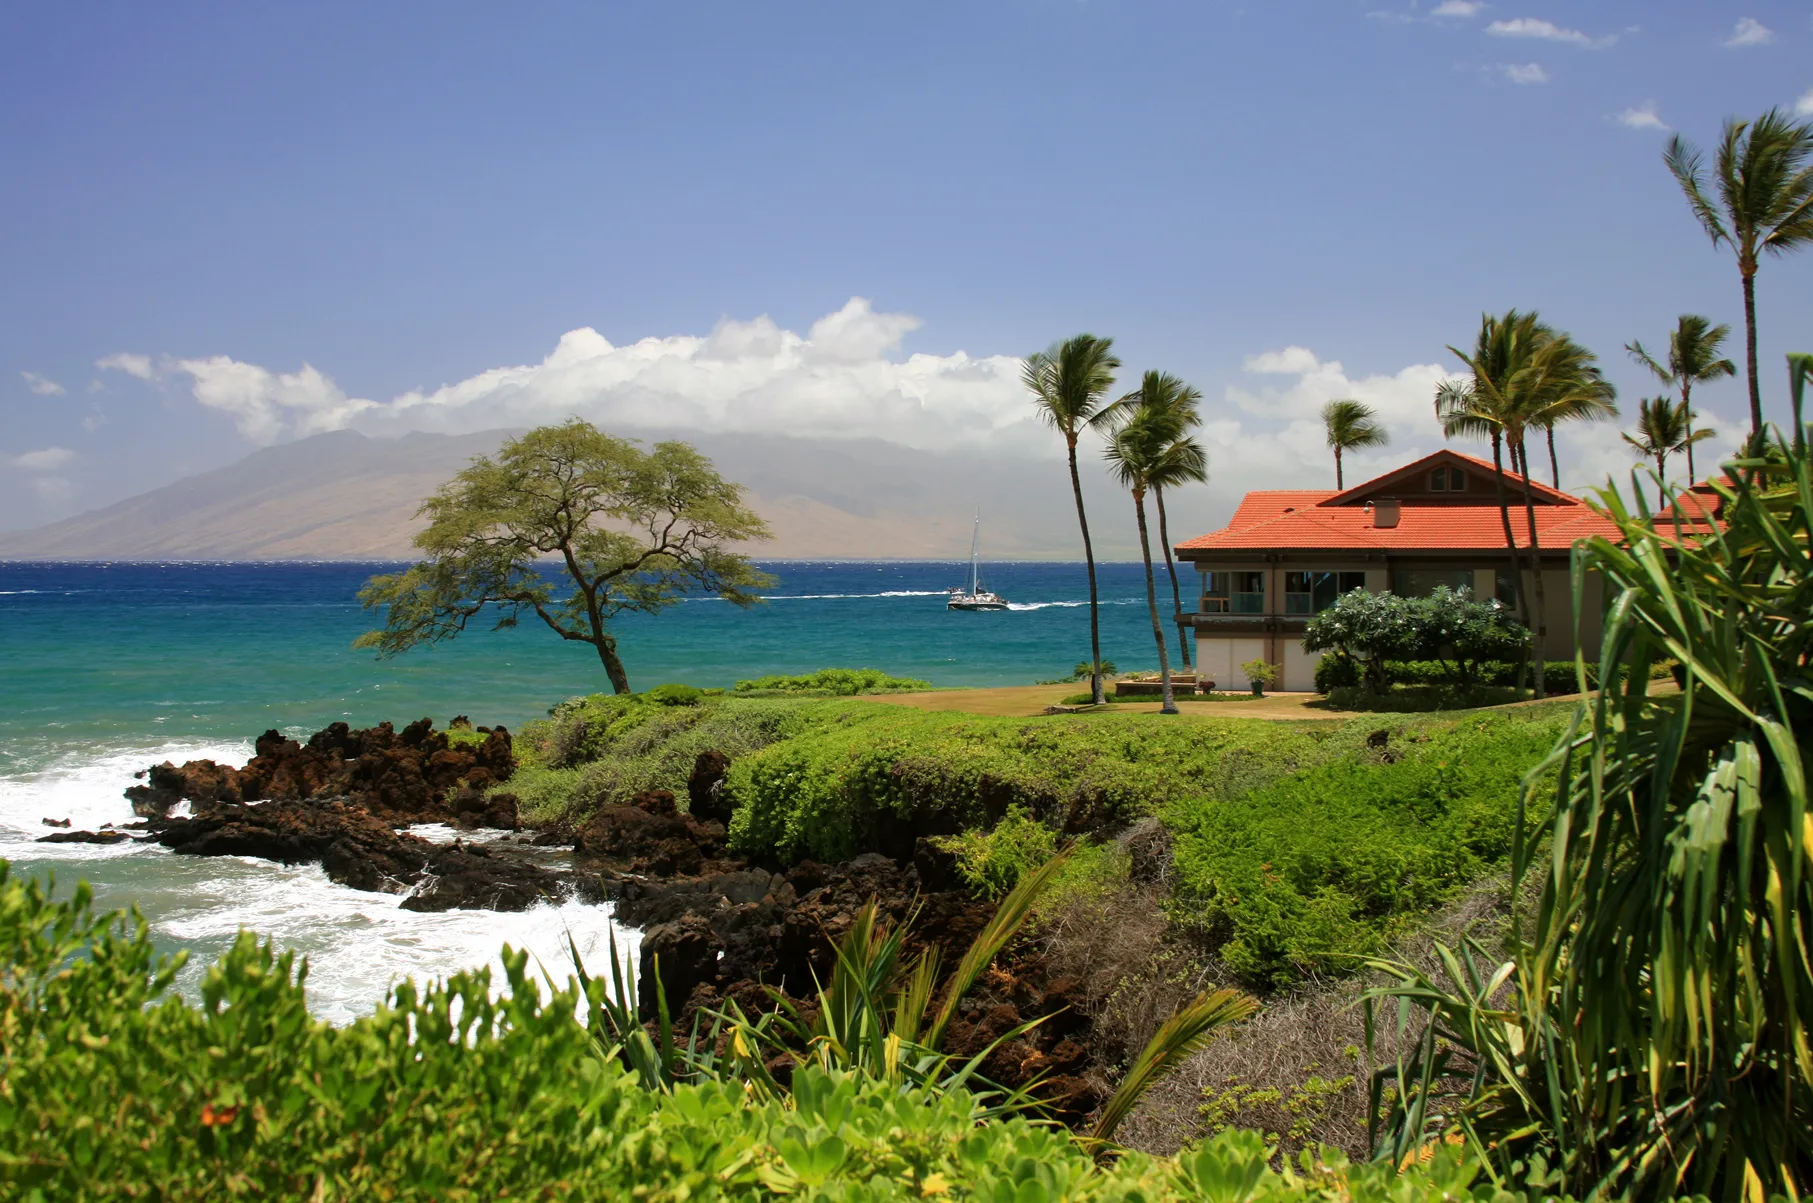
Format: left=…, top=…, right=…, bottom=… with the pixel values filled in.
left=1320, top=448, right=1578, bottom=508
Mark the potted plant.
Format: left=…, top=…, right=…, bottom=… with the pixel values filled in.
left=1240, top=658, right=1280, bottom=697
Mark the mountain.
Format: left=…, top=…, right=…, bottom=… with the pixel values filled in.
left=0, top=427, right=1201, bottom=560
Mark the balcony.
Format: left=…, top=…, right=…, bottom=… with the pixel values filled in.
left=1174, top=611, right=1308, bottom=635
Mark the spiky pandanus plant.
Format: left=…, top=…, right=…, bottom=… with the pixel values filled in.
left=1627, top=314, right=1737, bottom=485
left=1623, top=394, right=1713, bottom=508
left=1102, top=371, right=1209, bottom=670
left=1321, top=398, right=1388, bottom=491
left=1665, top=109, right=1813, bottom=445
left=1024, top=336, right=1122, bottom=705
left=1362, top=435, right=1813, bottom=1200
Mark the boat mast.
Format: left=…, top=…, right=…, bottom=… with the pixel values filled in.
left=969, top=515, right=981, bottom=595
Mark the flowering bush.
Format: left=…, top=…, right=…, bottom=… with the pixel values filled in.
left=1303, top=588, right=1526, bottom=692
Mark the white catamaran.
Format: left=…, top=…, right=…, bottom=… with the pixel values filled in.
left=947, top=516, right=1009, bottom=611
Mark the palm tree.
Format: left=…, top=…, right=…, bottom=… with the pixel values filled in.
left=1623, top=395, right=1712, bottom=508
left=1665, top=109, right=1813, bottom=444
left=1321, top=399, right=1388, bottom=490
left=1023, top=335, right=1121, bottom=705
left=1439, top=310, right=1551, bottom=695
left=1526, top=335, right=1618, bottom=488
left=1626, top=315, right=1736, bottom=484
left=1102, top=371, right=1206, bottom=668
left=1103, top=406, right=1182, bottom=714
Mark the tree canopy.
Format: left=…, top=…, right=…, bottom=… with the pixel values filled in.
left=355, top=420, right=772, bottom=693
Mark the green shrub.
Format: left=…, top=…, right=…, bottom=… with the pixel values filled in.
left=1313, top=653, right=1361, bottom=693
left=3, top=862, right=1553, bottom=1201
left=731, top=667, right=933, bottom=696
left=1166, top=712, right=1566, bottom=988
left=724, top=707, right=1330, bottom=863
left=646, top=682, right=705, bottom=706
left=933, top=804, right=1060, bottom=898
left=1324, top=684, right=1525, bottom=712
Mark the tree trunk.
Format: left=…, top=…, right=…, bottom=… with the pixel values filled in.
left=1134, top=488, right=1176, bottom=714
left=1335, top=445, right=1344, bottom=490
left=1068, top=438, right=1105, bottom=705
left=1743, top=269, right=1762, bottom=445
left=1515, top=435, right=1548, bottom=698
left=1546, top=425, right=1559, bottom=489
left=596, top=635, right=632, bottom=694
left=1154, top=484, right=1191, bottom=668
left=1682, top=380, right=1698, bottom=483
left=1655, top=452, right=1668, bottom=510
left=1489, top=432, right=1531, bottom=695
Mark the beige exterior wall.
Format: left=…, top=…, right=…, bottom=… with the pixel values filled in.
left=1195, top=635, right=1268, bottom=691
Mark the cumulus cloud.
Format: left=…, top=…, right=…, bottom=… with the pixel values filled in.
left=1502, top=62, right=1549, bottom=84
left=10, top=446, right=74, bottom=471
left=1796, top=87, right=1813, bottom=117
left=20, top=371, right=66, bottom=396
left=1432, top=1, right=1485, bottom=15
left=1615, top=104, right=1668, bottom=131
left=113, top=299, right=1039, bottom=452
left=1725, top=17, right=1774, bottom=47
left=96, top=351, right=154, bottom=379
left=1487, top=17, right=1613, bottom=47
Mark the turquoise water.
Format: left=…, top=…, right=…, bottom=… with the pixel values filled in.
left=0, top=559, right=1168, bottom=1017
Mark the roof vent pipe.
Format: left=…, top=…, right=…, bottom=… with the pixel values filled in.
left=1373, top=498, right=1401, bottom=529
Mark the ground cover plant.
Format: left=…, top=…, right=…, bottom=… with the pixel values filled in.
left=731, top=667, right=933, bottom=696
left=3, top=863, right=1556, bottom=1202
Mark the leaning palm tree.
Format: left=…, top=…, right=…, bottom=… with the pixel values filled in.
left=1626, top=315, right=1736, bottom=484
left=1526, top=334, right=1619, bottom=488
left=1102, top=371, right=1206, bottom=668
left=1321, top=399, right=1388, bottom=490
left=1023, top=336, right=1121, bottom=705
left=1623, top=395, right=1712, bottom=508
left=1665, top=109, right=1813, bottom=444
left=1103, top=407, right=1183, bottom=714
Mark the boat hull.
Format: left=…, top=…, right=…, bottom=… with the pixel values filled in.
left=947, top=599, right=1009, bottom=611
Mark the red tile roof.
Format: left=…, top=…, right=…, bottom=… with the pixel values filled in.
left=1176, top=451, right=1622, bottom=555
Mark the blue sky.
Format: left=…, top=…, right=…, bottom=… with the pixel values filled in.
left=5, top=1, right=1813, bottom=533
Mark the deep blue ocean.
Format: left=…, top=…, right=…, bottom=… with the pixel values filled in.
left=0, top=559, right=1163, bottom=1019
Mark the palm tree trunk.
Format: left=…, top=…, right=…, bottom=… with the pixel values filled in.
left=1546, top=425, right=1560, bottom=489
left=1488, top=432, right=1531, bottom=694
left=1154, top=484, right=1191, bottom=668
left=1335, top=445, right=1344, bottom=490
left=1655, top=452, right=1667, bottom=510
left=1682, top=381, right=1697, bottom=483
left=1743, top=269, right=1762, bottom=445
left=1067, top=438, right=1105, bottom=705
left=1133, top=488, right=1176, bottom=714
left=1514, top=434, right=1548, bottom=698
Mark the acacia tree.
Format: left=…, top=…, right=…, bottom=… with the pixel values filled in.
left=1626, top=314, right=1736, bottom=484
left=1665, top=109, right=1813, bottom=444
left=1023, top=335, right=1121, bottom=705
left=356, top=420, right=772, bottom=693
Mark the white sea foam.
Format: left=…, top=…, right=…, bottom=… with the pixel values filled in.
left=761, top=590, right=950, bottom=600
left=1, top=740, right=635, bottom=1023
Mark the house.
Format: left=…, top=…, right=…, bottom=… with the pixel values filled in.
left=1172, top=449, right=1624, bottom=692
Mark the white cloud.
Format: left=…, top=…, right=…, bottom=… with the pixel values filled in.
left=11, top=446, right=74, bottom=471
left=96, top=352, right=154, bottom=379
left=1432, top=0, right=1485, bottom=15
left=108, top=299, right=1040, bottom=452
left=1487, top=17, right=1613, bottom=47
left=1796, top=87, right=1813, bottom=117
left=1725, top=17, right=1774, bottom=47
left=1502, top=62, right=1549, bottom=84
left=20, top=371, right=66, bottom=396
left=1615, top=104, right=1669, bottom=131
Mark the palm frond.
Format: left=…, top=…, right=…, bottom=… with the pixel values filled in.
left=1088, top=988, right=1259, bottom=1149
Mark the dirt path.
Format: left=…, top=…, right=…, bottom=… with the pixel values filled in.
left=857, top=684, right=1361, bottom=720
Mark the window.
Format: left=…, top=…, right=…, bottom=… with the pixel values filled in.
left=1201, top=572, right=1229, bottom=613
left=1392, top=568, right=1473, bottom=598
left=1232, top=571, right=1266, bottom=614
left=1430, top=465, right=1469, bottom=492
left=1284, top=570, right=1368, bottom=614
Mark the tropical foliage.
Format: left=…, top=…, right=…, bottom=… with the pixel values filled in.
left=1302, top=587, right=1528, bottom=693
left=355, top=419, right=773, bottom=694
left=732, top=667, right=934, bottom=696
left=1320, top=399, right=1388, bottom=490
left=1665, top=109, right=1813, bottom=442
left=1622, top=395, right=1713, bottom=507
left=1361, top=437, right=1813, bottom=1200
left=1625, top=314, right=1735, bottom=484
left=1024, top=334, right=1122, bottom=705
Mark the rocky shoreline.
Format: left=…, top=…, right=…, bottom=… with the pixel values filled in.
left=42, top=715, right=1103, bottom=1119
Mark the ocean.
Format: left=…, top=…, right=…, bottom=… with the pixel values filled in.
left=0, top=558, right=1171, bottom=1019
